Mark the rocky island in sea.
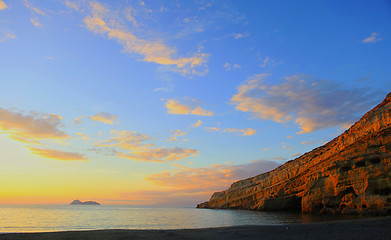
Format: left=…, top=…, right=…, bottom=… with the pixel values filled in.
left=70, top=200, right=101, bottom=205
left=198, top=92, right=391, bottom=215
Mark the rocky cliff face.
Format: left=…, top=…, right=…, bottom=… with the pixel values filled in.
left=198, top=93, right=391, bottom=215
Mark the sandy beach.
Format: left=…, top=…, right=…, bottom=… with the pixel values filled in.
left=1, top=217, right=390, bottom=240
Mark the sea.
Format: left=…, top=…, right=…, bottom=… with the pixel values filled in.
left=0, top=205, right=364, bottom=233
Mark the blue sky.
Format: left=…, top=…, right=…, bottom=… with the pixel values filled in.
left=0, top=0, right=390, bottom=205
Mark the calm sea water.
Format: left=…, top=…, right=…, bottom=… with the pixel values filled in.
left=0, top=205, right=363, bottom=233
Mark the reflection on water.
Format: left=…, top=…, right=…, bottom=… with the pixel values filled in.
left=0, top=205, right=365, bottom=232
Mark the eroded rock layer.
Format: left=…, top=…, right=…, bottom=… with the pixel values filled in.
left=198, top=93, right=391, bottom=215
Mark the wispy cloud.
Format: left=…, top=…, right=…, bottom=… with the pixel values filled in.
left=76, top=132, right=91, bottom=140
left=30, top=17, right=41, bottom=28
left=24, top=0, right=46, bottom=15
left=0, top=0, right=7, bottom=10
left=27, top=147, right=87, bottom=161
left=192, top=120, right=202, bottom=128
left=301, top=140, right=324, bottom=146
left=204, top=126, right=256, bottom=136
left=146, top=160, right=279, bottom=195
left=72, top=115, right=85, bottom=125
left=362, top=32, right=382, bottom=43
left=166, top=129, right=188, bottom=142
left=65, top=0, right=80, bottom=12
left=223, top=128, right=256, bottom=136
left=117, top=147, right=198, bottom=162
left=90, top=112, right=117, bottom=124
left=233, top=33, right=245, bottom=39
left=0, top=31, right=16, bottom=43
left=204, top=127, right=220, bottom=132
left=94, top=130, right=153, bottom=151
left=83, top=2, right=208, bottom=76
left=259, top=56, right=269, bottom=67
left=291, top=153, right=301, bottom=158
left=0, top=108, right=68, bottom=143
left=44, top=56, right=55, bottom=61
left=94, top=130, right=198, bottom=162
left=163, top=98, right=214, bottom=116
left=223, top=62, right=241, bottom=71
left=231, top=74, right=381, bottom=134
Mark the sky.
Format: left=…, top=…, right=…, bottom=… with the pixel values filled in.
left=0, top=0, right=390, bottom=206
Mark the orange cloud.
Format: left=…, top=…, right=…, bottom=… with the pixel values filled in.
left=24, top=0, right=46, bottom=15
left=27, top=147, right=87, bottom=161
left=117, top=147, right=198, bottom=162
left=30, top=17, right=41, bottom=27
left=223, top=62, right=241, bottom=71
left=223, top=128, right=256, bottom=136
left=362, top=32, right=382, bottom=43
left=164, top=99, right=214, bottom=116
left=0, top=0, right=7, bottom=10
left=76, top=132, right=91, bottom=140
left=72, top=115, right=84, bottom=125
left=204, top=127, right=220, bottom=132
left=0, top=31, right=16, bottom=43
left=146, top=160, right=279, bottom=191
left=192, top=120, right=202, bottom=128
left=117, top=160, right=279, bottom=206
left=94, top=130, right=153, bottom=151
left=83, top=2, right=208, bottom=76
left=0, top=108, right=68, bottom=143
left=95, top=130, right=198, bottom=162
left=65, top=0, right=79, bottom=11
left=90, top=112, right=117, bottom=124
left=204, top=127, right=256, bottom=136
left=231, top=74, right=381, bottom=134
left=166, top=129, right=188, bottom=142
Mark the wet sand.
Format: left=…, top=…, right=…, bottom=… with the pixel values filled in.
left=1, top=217, right=390, bottom=240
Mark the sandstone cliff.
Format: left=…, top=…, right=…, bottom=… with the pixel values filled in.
left=198, top=93, right=391, bottom=215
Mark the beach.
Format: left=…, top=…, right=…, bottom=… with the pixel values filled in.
left=1, top=217, right=390, bottom=240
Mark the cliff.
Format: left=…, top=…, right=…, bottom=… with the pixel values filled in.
left=198, top=92, right=391, bottom=215
left=70, top=200, right=101, bottom=205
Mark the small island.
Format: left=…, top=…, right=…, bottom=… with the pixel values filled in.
left=70, top=200, right=101, bottom=205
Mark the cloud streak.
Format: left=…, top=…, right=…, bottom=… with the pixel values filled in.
left=192, top=120, right=202, bottom=128
left=146, top=160, right=280, bottom=192
left=83, top=2, right=208, bottom=76
left=95, top=130, right=198, bottom=162
left=223, top=62, right=241, bottom=71
left=231, top=74, right=381, bottom=133
left=117, top=160, right=279, bottom=205
left=28, top=147, right=87, bottom=161
left=164, top=99, right=214, bottom=116
left=204, top=126, right=256, bottom=136
left=362, top=32, right=382, bottom=43
left=166, top=129, right=188, bottom=142
left=223, top=128, right=256, bottom=136
left=90, top=112, right=117, bottom=124
left=118, top=147, right=198, bottom=162
left=0, top=108, right=68, bottom=143
left=0, top=31, right=16, bottom=43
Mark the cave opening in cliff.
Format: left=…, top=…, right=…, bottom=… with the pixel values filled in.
left=293, top=197, right=303, bottom=212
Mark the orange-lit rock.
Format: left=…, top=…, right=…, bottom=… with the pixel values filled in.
left=198, top=93, right=391, bottom=215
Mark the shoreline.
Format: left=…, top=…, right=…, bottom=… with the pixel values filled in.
left=1, top=216, right=390, bottom=240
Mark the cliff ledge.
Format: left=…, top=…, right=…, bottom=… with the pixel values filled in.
left=198, top=93, right=391, bottom=215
